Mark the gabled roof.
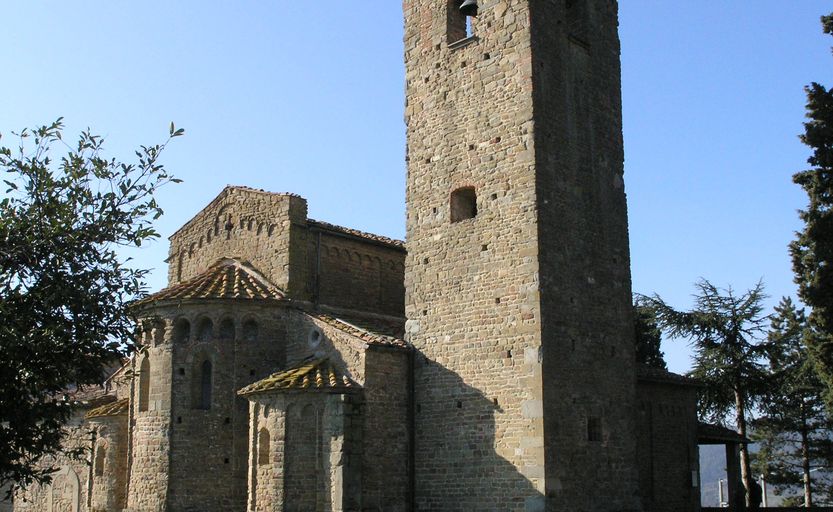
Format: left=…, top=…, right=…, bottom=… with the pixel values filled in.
left=169, top=185, right=302, bottom=240
left=133, top=258, right=285, bottom=308
left=86, top=398, right=129, bottom=420
left=309, top=313, right=408, bottom=349
left=238, top=357, right=358, bottom=396
left=308, top=219, right=405, bottom=250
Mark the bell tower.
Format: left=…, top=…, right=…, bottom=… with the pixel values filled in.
left=403, top=1, right=641, bottom=510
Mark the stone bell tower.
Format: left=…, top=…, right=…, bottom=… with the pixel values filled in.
left=403, top=0, right=641, bottom=510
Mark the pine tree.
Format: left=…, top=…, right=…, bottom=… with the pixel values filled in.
left=752, top=298, right=833, bottom=507
left=647, top=279, right=770, bottom=507
left=791, top=13, right=833, bottom=404
left=634, top=297, right=667, bottom=370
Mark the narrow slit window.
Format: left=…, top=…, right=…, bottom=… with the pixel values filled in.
left=587, top=416, right=602, bottom=442
left=138, top=356, right=150, bottom=412
left=258, top=428, right=271, bottom=466
left=193, top=359, right=213, bottom=410
left=450, top=187, right=477, bottom=223
left=94, top=444, right=106, bottom=476
left=200, top=360, right=212, bottom=409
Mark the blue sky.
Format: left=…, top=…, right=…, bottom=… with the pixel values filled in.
left=2, top=2, right=831, bottom=373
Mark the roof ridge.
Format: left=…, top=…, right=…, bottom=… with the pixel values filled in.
left=307, top=219, right=405, bottom=249
left=237, top=356, right=358, bottom=396
left=168, top=186, right=304, bottom=240
left=133, top=257, right=286, bottom=308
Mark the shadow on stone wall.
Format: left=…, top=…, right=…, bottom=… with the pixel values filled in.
left=413, top=358, right=545, bottom=512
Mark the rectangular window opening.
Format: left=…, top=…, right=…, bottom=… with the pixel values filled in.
left=447, top=0, right=476, bottom=46
left=587, top=416, right=602, bottom=442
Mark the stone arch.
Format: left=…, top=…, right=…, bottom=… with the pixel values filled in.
left=172, top=318, right=191, bottom=344
left=94, top=441, right=107, bottom=477
left=242, top=318, right=259, bottom=343
left=248, top=218, right=254, bottom=231
left=195, top=317, right=213, bottom=342
left=141, top=321, right=153, bottom=346
left=48, top=466, right=80, bottom=512
left=152, top=318, right=166, bottom=346
left=189, top=242, right=196, bottom=257
left=218, top=317, right=235, bottom=340
left=257, top=428, right=271, bottom=466
left=190, top=350, right=216, bottom=410
left=138, top=355, right=150, bottom=412
left=268, top=224, right=277, bottom=236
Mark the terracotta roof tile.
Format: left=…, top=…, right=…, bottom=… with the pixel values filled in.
left=133, top=258, right=285, bottom=308
left=238, top=357, right=358, bottom=396
left=86, top=398, right=129, bottom=419
left=308, top=219, right=405, bottom=249
left=310, top=313, right=408, bottom=349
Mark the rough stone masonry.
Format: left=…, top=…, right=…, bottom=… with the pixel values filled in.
left=12, top=2, right=703, bottom=511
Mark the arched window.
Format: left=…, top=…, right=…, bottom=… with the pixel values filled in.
left=219, top=318, right=235, bottom=340
left=196, top=318, right=213, bottom=342
left=94, top=443, right=107, bottom=476
left=450, top=187, right=477, bottom=222
left=242, top=320, right=259, bottom=343
left=152, top=319, right=166, bottom=345
left=138, top=356, right=150, bottom=412
left=193, top=359, right=212, bottom=410
left=172, top=319, right=190, bottom=344
left=258, top=428, right=271, bottom=466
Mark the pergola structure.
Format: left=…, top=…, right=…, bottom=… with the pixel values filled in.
left=698, top=423, right=751, bottom=510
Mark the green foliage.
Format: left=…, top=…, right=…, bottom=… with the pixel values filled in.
left=0, top=119, right=181, bottom=490
left=645, top=279, right=770, bottom=504
left=752, top=298, right=833, bottom=507
left=647, top=280, right=770, bottom=424
left=633, top=298, right=667, bottom=370
left=791, top=13, right=833, bottom=406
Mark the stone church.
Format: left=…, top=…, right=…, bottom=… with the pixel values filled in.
left=12, top=1, right=712, bottom=511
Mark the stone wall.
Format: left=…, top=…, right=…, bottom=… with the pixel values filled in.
left=165, top=187, right=406, bottom=317
left=310, top=228, right=405, bottom=317
left=14, top=411, right=94, bottom=512
left=89, top=415, right=129, bottom=512
left=404, top=0, right=642, bottom=510
left=285, top=313, right=367, bottom=382
left=127, top=343, right=172, bottom=511
left=361, top=348, right=410, bottom=512
left=148, top=301, right=287, bottom=512
left=636, top=378, right=700, bottom=512
left=529, top=0, right=642, bottom=509
left=403, top=0, right=546, bottom=510
left=166, top=187, right=309, bottom=299
left=247, top=392, right=361, bottom=512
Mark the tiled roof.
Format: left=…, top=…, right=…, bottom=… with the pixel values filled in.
left=636, top=365, right=701, bottom=387
left=698, top=422, right=750, bottom=445
left=310, top=313, right=409, bottom=349
left=238, top=357, right=358, bottom=396
left=308, top=219, right=405, bottom=249
left=86, top=398, right=129, bottom=419
left=133, top=258, right=285, bottom=307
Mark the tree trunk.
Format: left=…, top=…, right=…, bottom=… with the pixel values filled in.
left=735, top=389, right=753, bottom=507
left=801, top=412, right=813, bottom=508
